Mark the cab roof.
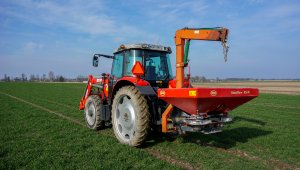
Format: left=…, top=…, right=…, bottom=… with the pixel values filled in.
left=114, top=43, right=172, bottom=54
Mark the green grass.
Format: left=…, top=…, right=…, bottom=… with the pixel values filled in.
left=0, top=82, right=299, bottom=169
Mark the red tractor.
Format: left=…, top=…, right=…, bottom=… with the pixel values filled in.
left=80, top=27, right=259, bottom=146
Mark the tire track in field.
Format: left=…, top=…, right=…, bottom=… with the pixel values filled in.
left=43, top=98, right=77, bottom=110
left=0, top=92, right=85, bottom=127
left=145, top=148, right=198, bottom=170
left=0, top=91, right=198, bottom=170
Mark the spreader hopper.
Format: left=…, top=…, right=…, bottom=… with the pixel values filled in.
left=158, top=87, right=259, bottom=115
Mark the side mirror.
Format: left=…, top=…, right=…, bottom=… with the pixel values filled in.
left=93, top=55, right=99, bottom=67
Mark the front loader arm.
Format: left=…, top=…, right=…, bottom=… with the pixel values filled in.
left=79, top=75, right=108, bottom=110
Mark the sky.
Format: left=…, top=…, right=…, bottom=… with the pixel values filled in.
left=0, top=0, right=300, bottom=79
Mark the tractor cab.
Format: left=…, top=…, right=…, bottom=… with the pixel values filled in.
left=111, top=44, right=173, bottom=87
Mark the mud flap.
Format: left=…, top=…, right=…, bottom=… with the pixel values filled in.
left=136, top=86, right=156, bottom=96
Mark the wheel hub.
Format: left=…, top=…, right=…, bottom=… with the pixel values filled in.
left=86, top=103, right=96, bottom=126
left=115, top=95, right=136, bottom=140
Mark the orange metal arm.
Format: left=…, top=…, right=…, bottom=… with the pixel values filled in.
left=161, top=104, right=174, bottom=133
left=174, top=28, right=229, bottom=88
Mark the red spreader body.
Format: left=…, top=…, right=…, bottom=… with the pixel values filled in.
left=158, top=87, right=259, bottom=115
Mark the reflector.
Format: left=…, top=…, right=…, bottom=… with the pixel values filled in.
left=131, top=61, right=145, bottom=76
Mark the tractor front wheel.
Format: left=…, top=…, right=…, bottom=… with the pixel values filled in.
left=84, top=95, right=105, bottom=130
left=112, top=86, right=150, bottom=147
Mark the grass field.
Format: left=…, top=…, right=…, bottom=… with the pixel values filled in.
left=0, top=82, right=299, bottom=169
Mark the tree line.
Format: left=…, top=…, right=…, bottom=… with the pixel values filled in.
left=4, top=73, right=282, bottom=82
left=1, top=72, right=88, bottom=82
left=2, top=72, right=209, bottom=83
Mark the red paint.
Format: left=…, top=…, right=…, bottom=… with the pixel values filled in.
left=168, top=78, right=191, bottom=88
left=79, top=74, right=110, bottom=110
left=131, top=61, right=145, bottom=76
left=158, top=87, right=259, bottom=115
left=116, top=76, right=150, bottom=86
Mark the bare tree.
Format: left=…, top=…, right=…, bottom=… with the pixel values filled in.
left=42, top=74, right=46, bottom=81
left=4, top=74, right=10, bottom=82
left=58, top=76, right=65, bottom=82
left=76, top=75, right=87, bottom=82
left=48, top=71, right=55, bottom=82
left=35, top=74, right=40, bottom=81
left=21, top=73, right=27, bottom=81
left=29, top=74, right=36, bottom=82
left=195, top=76, right=200, bottom=82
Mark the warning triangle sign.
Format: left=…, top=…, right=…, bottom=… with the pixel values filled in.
left=131, top=61, right=145, bottom=76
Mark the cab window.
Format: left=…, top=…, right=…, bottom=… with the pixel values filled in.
left=124, top=50, right=143, bottom=76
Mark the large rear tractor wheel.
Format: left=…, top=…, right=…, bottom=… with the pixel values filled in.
left=112, top=86, right=150, bottom=147
left=84, top=95, right=105, bottom=130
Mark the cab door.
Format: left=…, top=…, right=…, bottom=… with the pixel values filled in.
left=111, top=52, right=124, bottom=78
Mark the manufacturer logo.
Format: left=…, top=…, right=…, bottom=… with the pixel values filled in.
left=231, top=90, right=250, bottom=95
left=231, top=91, right=242, bottom=95
left=160, top=90, right=166, bottom=96
left=210, top=90, right=217, bottom=96
left=189, top=90, right=197, bottom=96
